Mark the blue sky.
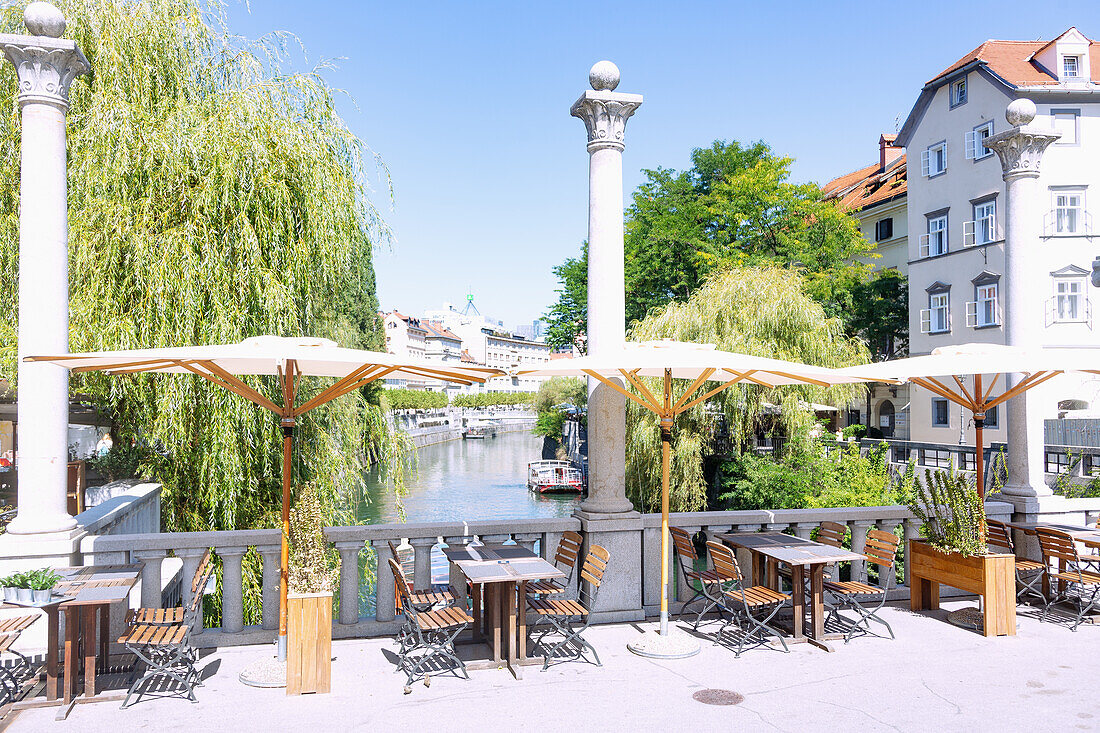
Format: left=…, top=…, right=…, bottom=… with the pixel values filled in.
left=225, top=1, right=1097, bottom=329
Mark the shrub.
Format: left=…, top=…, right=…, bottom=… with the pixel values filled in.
left=907, top=468, right=985, bottom=557
left=381, top=388, right=448, bottom=411
left=288, top=483, right=338, bottom=594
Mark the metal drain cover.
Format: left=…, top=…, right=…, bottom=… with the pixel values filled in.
left=693, top=689, right=744, bottom=706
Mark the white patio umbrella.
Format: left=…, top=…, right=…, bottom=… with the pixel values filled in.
left=27, top=335, right=503, bottom=666
left=843, top=343, right=1100, bottom=499
left=519, top=340, right=876, bottom=658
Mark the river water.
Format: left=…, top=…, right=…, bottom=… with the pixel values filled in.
left=356, top=430, right=580, bottom=525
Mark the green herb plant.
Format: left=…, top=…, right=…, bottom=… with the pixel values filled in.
left=907, top=468, right=986, bottom=557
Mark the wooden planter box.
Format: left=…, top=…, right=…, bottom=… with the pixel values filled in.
left=908, top=540, right=1016, bottom=637
left=287, top=591, right=332, bottom=695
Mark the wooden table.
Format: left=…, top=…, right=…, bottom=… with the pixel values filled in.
left=718, top=532, right=864, bottom=652
left=444, top=544, right=564, bottom=679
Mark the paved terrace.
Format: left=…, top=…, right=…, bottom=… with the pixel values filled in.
left=9, top=600, right=1098, bottom=732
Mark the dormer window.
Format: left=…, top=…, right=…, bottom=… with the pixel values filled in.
left=950, top=78, right=967, bottom=107
left=1063, top=55, right=1081, bottom=78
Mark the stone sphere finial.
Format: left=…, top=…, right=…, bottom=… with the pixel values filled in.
left=1005, top=98, right=1037, bottom=127
left=589, top=60, right=620, bottom=92
left=24, top=2, right=66, bottom=38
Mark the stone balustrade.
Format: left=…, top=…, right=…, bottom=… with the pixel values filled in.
left=79, top=501, right=1029, bottom=649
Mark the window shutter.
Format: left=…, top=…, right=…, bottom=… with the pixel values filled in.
left=966, top=301, right=978, bottom=327
left=1045, top=297, right=1055, bottom=327
left=919, top=234, right=930, bottom=258
left=920, top=309, right=932, bottom=333
left=921, top=150, right=930, bottom=177
left=964, top=131, right=976, bottom=160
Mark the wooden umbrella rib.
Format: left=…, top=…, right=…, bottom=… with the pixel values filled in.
left=619, top=369, right=662, bottom=411
left=677, top=376, right=747, bottom=414
left=910, top=377, right=971, bottom=409
left=193, top=361, right=284, bottom=415
left=180, top=363, right=273, bottom=412
left=312, top=365, right=406, bottom=409
left=985, top=371, right=1061, bottom=410
left=925, top=376, right=976, bottom=409
left=672, top=368, right=716, bottom=412
left=728, top=370, right=773, bottom=389
left=583, top=369, right=662, bottom=415
left=770, top=370, right=831, bottom=388
left=397, top=366, right=476, bottom=384
left=951, top=374, right=976, bottom=408
left=294, top=364, right=382, bottom=415
left=981, top=373, right=1001, bottom=405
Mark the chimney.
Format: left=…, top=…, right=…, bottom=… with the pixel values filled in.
left=879, top=133, right=901, bottom=172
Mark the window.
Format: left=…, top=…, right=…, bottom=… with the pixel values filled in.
left=932, top=399, right=950, bottom=427
left=965, top=200, right=996, bottom=246
left=967, top=282, right=999, bottom=327
left=921, top=214, right=948, bottom=257
left=1053, top=190, right=1085, bottom=234
left=1054, top=276, right=1086, bottom=322
left=921, top=142, right=948, bottom=177
left=983, top=405, right=998, bottom=428
left=965, top=121, right=994, bottom=159
left=951, top=78, right=967, bottom=107
left=921, top=289, right=950, bottom=334
left=1063, top=55, right=1081, bottom=78
left=875, top=218, right=893, bottom=242
left=1052, top=110, right=1079, bottom=145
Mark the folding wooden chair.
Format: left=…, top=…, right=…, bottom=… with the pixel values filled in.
left=985, top=519, right=1046, bottom=604
left=526, top=530, right=582, bottom=598
left=706, top=541, right=789, bottom=657
left=117, top=558, right=214, bottom=708
left=668, top=527, right=724, bottom=628
left=527, top=545, right=609, bottom=670
left=823, top=528, right=899, bottom=643
left=0, top=614, right=39, bottom=706
left=126, top=548, right=213, bottom=627
left=389, top=559, right=471, bottom=692
left=1035, top=527, right=1100, bottom=631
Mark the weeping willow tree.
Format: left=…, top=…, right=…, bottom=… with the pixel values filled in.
left=0, top=0, right=406, bottom=621
left=625, top=266, right=871, bottom=513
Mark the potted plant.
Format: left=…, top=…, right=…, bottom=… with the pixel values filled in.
left=0, top=574, right=16, bottom=602
left=907, top=469, right=1015, bottom=637
left=25, top=568, right=61, bottom=604
left=11, top=572, right=33, bottom=603
left=286, top=482, right=337, bottom=695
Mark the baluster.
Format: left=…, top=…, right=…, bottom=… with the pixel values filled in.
left=176, top=548, right=208, bottom=633
left=792, top=522, right=815, bottom=540
left=849, top=521, right=872, bottom=584
left=259, top=545, right=281, bottom=631
left=408, top=537, right=438, bottom=592
left=371, top=540, right=396, bottom=622
left=902, top=519, right=921, bottom=587
left=218, top=546, right=247, bottom=633
left=133, top=549, right=167, bottom=610
left=730, top=523, right=760, bottom=585
left=335, top=541, right=363, bottom=625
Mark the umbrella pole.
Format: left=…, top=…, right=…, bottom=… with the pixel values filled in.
left=659, top=415, right=672, bottom=636
left=278, top=419, right=293, bottom=662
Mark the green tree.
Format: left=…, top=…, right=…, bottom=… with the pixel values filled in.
left=0, top=0, right=404, bottom=621
left=381, top=389, right=448, bottom=411
left=625, top=266, right=870, bottom=513
left=542, top=243, right=587, bottom=350
left=543, top=140, right=874, bottom=339
left=843, top=269, right=909, bottom=360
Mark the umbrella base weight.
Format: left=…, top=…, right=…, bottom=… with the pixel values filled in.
left=627, top=629, right=700, bottom=659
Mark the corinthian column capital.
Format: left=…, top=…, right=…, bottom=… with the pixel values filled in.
left=983, top=99, right=1060, bottom=181
left=0, top=2, right=89, bottom=111
left=570, top=61, right=642, bottom=153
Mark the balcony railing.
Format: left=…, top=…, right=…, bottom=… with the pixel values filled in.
left=78, top=504, right=1025, bottom=648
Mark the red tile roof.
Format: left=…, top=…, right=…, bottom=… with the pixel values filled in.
left=822, top=158, right=907, bottom=212
left=930, top=35, right=1100, bottom=87
left=423, top=321, right=461, bottom=341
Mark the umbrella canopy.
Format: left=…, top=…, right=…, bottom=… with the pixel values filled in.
left=27, top=335, right=504, bottom=661
left=519, top=340, right=875, bottom=654
left=842, top=343, right=1100, bottom=498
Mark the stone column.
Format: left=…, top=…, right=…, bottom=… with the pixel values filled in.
left=571, top=61, right=641, bottom=516
left=0, top=3, right=88, bottom=536
left=984, top=100, right=1060, bottom=500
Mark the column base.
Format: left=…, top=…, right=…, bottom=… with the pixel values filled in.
left=5, top=513, right=79, bottom=536
left=999, top=481, right=1053, bottom=499
left=0, top=527, right=85, bottom=573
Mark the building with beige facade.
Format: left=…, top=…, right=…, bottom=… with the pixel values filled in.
left=894, top=27, right=1100, bottom=446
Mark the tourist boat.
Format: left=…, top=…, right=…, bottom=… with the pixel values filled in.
left=463, top=419, right=498, bottom=439
left=527, top=460, right=585, bottom=494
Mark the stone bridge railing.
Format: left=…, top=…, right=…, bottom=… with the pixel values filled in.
left=76, top=502, right=1033, bottom=649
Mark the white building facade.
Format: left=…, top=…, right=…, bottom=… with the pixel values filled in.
left=824, top=134, right=911, bottom=438
left=381, top=310, right=428, bottom=389
left=895, top=28, right=1100, bottom=445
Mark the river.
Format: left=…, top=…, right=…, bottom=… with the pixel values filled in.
left=357, top=430, right=580, bottom=525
